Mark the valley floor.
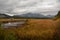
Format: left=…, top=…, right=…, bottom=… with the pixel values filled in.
left=0, top=18, right=60, bottom=40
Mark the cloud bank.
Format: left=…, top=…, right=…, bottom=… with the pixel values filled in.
left=0, top=0, right=60, bottom=16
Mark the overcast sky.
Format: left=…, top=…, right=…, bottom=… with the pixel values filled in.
left=0, top=0, right=60, bottom=16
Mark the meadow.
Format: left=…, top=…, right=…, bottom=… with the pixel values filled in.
left=0, top=11, right=60, bottom=40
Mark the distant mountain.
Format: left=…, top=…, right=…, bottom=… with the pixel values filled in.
left=0, top=13, right=11, bottom=18
left=0, top=13, right=55, bottom=18
left=13, top=13, right=55, bottom=18
left=46, top=15, right=55, bottom=18
left=13, top=13, right=47, bottom=18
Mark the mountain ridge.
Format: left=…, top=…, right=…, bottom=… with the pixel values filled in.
left=0, top=13, right=55, bottom=18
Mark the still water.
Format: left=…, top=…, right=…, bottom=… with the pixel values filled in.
left=1, top=21, right=26, bottom=28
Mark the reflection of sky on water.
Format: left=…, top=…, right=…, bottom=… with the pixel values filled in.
left=2, top=22, right=25, bottom=28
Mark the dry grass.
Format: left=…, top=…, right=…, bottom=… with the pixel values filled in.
left=0, top=19, right=60, bottom=40
left=16, top=19, right=59, bottom=40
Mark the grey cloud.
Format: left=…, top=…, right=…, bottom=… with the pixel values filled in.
left=0, top=0, right=60, bottom=16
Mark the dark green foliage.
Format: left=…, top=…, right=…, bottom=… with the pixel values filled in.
left=55, top=11, right=60, bottom=18
left=53, top=11, right=60, bottom=20
left=0, top=29, right=18, bottom=40
left=4, top=32, right=17, bottom=40
left=0, top=30, right=5, bottom=40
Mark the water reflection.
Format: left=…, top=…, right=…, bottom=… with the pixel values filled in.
left=1, top=21, right=26, bottom=28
